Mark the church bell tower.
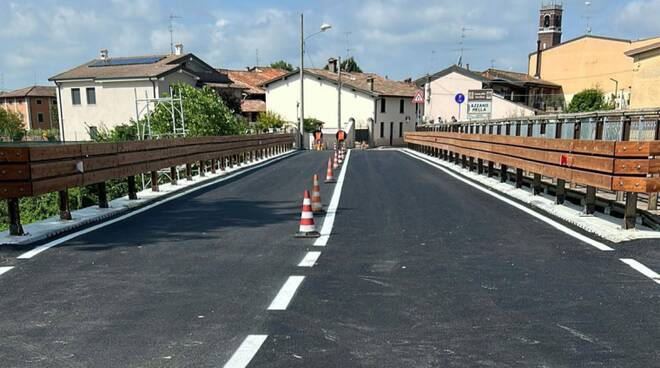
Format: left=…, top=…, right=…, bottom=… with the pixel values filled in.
left=538, top=2, right=563, bottom=50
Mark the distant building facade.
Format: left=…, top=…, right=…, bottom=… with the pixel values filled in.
left=262, top=60, right=419, bottom=147
left=0, top=86, right=57, bottom=130
left=49, top=45, right=234, bottom=141
left=223, top=67, right=288, bottom=123
left=625, top=41, right=660, bottom=109
left=415, top=65, right=537, bottom=124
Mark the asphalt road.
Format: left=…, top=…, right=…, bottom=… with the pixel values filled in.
left=1, top=149, right=659, bottom=367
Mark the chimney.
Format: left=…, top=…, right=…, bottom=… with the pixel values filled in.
left=100, top=48, right=108, bottom=60
left=466, top=63, right=470, bottom=71
left=174, top=43, right=184, bottom=56
left=535, top=40, right=542, bottom=78
left=367, top=77, right=374, bottom=91
left=327, top=57, right=338, bottom=73
left=404, top=77, right=412, bottom=83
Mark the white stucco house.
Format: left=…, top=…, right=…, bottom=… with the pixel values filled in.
left=261, top=62, right=420, bottom=147
left=49, top=45, right=234, bottom=141
left=415, top=65, right=538, bottom=124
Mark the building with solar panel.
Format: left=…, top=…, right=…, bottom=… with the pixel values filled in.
left=49, top=45, right=236, bottom=141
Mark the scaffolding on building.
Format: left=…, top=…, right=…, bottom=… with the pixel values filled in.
left=133, top=87, right=187, bottom=188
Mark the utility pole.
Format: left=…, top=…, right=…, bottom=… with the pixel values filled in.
left=169, top=14, right=182, bottom=54
left=337, top=56, right=342, bottom=130
left=299, top=13, right=305, bottom=150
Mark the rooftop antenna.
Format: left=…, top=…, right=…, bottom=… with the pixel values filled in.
left=256, top=49, right=260, bottom=66
left=0, top=72, right=4, bottom=93
left=452, top=26, right=472, bottom=67
left=344, top=31, right=352, bottom=59
left=169, top=14, right=183, bottom=54
left=583, top=1, right=592, bottom=34
left=490, top=59, right=495, bottom=69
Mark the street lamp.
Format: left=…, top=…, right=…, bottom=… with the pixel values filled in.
left=299, top=14, right=331, bottom=150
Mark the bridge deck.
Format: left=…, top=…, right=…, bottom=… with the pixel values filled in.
left=0, top=150, right=658, bottom=367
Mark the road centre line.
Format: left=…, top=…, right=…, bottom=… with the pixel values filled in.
left=620, top=259, right=660, bottom=285
left=16, top=151, right=297, bottom=260
left=314, top=150, right=351, bottom=247
left=222, top=334, right=269, bottom=368
left=298, top=251, right=322, bottom=267
left=267, top=275, right=305, bottom=311
left=0, top=266, right=14, bottom=276
left=401, top=149, right=614, bottom=252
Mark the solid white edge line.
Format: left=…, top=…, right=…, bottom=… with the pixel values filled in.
left=298, top=251, right=322, bottom=267
left=222, top=334, right=268, bottom=368
left=16, top=151, right=297, bottom=260
left=0, top=266, right=14, bottom=276
left=314, top=150, right=351, bottom=247
left=620, top=258, right=660, bottom=285
left=401, top=149, right=615, bottom=252
left=267, top=275, right=305, bottom=311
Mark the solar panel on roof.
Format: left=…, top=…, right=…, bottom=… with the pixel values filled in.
left=90, top=56, right=164, bottom=67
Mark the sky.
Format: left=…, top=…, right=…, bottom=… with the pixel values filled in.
left=1, top=0, right=660, bottom=91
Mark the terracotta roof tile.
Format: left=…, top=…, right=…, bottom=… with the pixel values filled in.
left=0, top=85, right=56, bottom=98
left=224, top=67, right=289, bottom=94
left=241, top=99, right=266, bottom=112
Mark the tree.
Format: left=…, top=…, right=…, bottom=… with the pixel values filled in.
left=566, top=88, right=614, bottom=113
left=303, top=117, right=324, bottom=132
left=150, top=84, right=244, bottom=137
left=255, top=111, right=286, bottom=132
left=341, top=57, right=362, bottom=73
left=270, top=60, right=294, bottom=72
left=0, top=108, right=25, bottom=141
left=323, top=57, right=363, bottom=73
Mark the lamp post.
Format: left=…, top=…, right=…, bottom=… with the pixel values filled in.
left=299, top=14, right=331, bottom=150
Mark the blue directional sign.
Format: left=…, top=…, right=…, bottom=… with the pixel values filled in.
left=455, top=93, right=465, bottom=104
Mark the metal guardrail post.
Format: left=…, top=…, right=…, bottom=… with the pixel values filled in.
left=624, top=193, right=638, bottom=229
left=585, top=186, right=597, bottom=215
left=169, top=168, right=177, bottom=186
left=533, top=174, right=542, bottom=195
left=8, top=198, right=24, bottom=236
left=58, top=189, right=72, bottom=220
left=199, top=161, right=206, bottom=177
left=151, top=171, right=159, bottom=191
left=186, top=163, right=193, bottom=180
left=556, top=179, right=566, bottom=204
left=516, top=169, right=524, bottom=188
left=128, top=176, right=138, bottom=199
left=500, top=165, right=508, bottom=183
left=98, top=182, right=109, bottom=208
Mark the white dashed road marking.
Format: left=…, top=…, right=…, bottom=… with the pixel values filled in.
left=620, top=258, right=660, bottom=285
left=223, top=335, right=269, bottom=368
left=0, top=266, right=13, bottom=276
left=267, top=276, right=305, bottom=311
left=298, top=251, right=322, bottom=267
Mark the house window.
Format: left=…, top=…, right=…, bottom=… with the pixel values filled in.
left=71, top=88, right=81, bottom=105
left=380, top=122, right=384, bottom=138
left=37, top=112, right=44, bottom=123
left=399, top=122, right=403, bottom=137
left=36, top=99, right=42, bottom=105
left=86, top=88, right=96, bottom=105
left=380, top=99, right=386, bottom=113
left=400, top=99, right=405, bottom=113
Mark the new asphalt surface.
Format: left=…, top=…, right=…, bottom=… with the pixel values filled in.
left=0, top=149, right=659, bottom=367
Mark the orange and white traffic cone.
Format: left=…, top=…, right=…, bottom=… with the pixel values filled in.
left=295, top=190, right=320, bottom=238
left=333, top=151, right=339, bottom=169
left=311, top=174, right=325, bottom=214
left=325, top=157, right=336, bottom=183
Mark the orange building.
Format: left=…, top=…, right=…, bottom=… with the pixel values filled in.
left=0, top=86, right=57, bottom=130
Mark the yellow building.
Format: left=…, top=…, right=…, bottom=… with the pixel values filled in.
left=528, top=35, right=660, bottom=107
left=625, top=41, right=660, bottom=109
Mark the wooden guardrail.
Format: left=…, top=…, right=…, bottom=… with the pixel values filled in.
left=1, top=133, right=294, bottom=235
left=405, top=131, right=660, bottom=229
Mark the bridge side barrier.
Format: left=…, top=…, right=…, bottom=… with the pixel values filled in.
left=405, top=131, right=660, bottom=230
left=1, top=133, right=295, bottom=235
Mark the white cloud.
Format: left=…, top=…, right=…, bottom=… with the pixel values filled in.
left=615, top=0, right=660, bottom=37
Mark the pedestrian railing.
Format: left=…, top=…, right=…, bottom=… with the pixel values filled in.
left=1, top=133, right=294, bottom=236
left=405, top=127, right=660, bottom=229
